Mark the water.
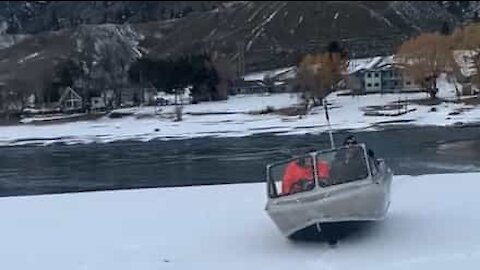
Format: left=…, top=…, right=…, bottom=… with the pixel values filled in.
left=1, top=126, right=480, bottom=197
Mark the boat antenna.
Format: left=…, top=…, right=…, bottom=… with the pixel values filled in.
left=324, top=98, right=335, bottom=149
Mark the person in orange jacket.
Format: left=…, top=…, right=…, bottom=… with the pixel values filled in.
left=317, top=159, right=330, bottom=182
left=281, top=157, right=314, bottom=195
left=281, top=156, right=332, bottom=195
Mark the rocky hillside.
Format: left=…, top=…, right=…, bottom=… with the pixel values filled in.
left=0, top=1, right=479, bottom=107
left=133, top=1, right=480, bottom=71
left=1, top=1, right=479, bottom=71
left=0, top=1, right=224, bottom=34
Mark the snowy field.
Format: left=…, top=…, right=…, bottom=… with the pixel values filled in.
left=1, top=173, right=479, bottom=269
left=1, top=76, right=479, bottom=146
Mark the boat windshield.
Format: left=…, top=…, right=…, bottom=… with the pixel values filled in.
left=315, top=145, right=369, bottom=187
left=268, top=145, right=370, bottom=198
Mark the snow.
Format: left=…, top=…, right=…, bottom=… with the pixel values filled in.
left=0, top=33, right=28, bottom=50
left=247, top=4, right=263, bottom=22
left=204, top=28, right=217, bottom=40
left=246, top=2, right=286, bottom=51
left=1, top=172, right=480, bottom=269
left=0, top=93, right=302, bottom=146
left=358, top=2, right=393, bottom=27
left=19, top=113, right=86, bottom=124
left=298, top=15, right=304, bottom=24
left=132, top=93, right=297, bottom=115
left=319, top=78, right=478, bottom=130
left=346, top=55, right=397, bottom=74
left=0, top=76, right=479, bottom=146
left=365, top=56, right=383, bottom=70
left=436, top=74, right=462, bottom=100
left=17, top=52, right=40, bottom=64
left=347, top=57, right=379, bottom=74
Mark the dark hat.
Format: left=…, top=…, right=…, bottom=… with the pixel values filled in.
left=343, top=135, right=357, bottom=145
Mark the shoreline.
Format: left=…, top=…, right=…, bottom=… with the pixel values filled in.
left=1, top=122, right=480, bottom=148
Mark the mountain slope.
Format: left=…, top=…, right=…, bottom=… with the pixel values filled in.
left=132, top=1, right=466, bottom=70
left=0, top=1, right=478, bottom=96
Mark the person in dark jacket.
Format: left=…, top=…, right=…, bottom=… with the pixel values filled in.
left=329, top=135, right=369, bottom=184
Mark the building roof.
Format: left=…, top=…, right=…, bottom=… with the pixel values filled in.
left=242, top=66, right=296, bottom=82
left=59, top=87, right=82, bottom=103
left=346, top=55, right=397, bottom=74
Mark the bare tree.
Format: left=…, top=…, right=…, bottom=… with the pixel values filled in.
left=297, top=52, right=347, bottom=106
left=210, top=51, right=234, bottom=100
left=396, top=32, right=456, bottom=99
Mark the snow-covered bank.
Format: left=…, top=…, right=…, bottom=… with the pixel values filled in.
left=1, top=173, right=479, bottom=269
left=0, top=76, right=479, bottom=146
left=0, top=93, right=303, bottom=146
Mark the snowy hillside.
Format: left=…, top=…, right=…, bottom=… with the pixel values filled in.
left=1, top=173, right=479, bottom=269
left=0, top=1, right=475, bottom=72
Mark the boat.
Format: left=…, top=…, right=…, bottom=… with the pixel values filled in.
left=265, top=143, right=393, bottom=243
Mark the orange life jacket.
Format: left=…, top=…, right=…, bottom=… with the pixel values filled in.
left=282, top=161, right=313, bottom=194
left=317, top=160, right=330, bottom=180
left=281, top=160, right=331, bottom=195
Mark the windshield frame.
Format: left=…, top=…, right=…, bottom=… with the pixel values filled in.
left=267, top=144, right=373, bottom=198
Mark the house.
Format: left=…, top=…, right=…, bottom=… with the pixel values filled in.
left=117, top=88, right=138, bottom=106
left=242, top=67, right=296, bottom=82
left=268, top=66, right=297, bottom=82
left=452, top=50, right=479, bottom=95
left=234, top=66, right=297, bottom=94
left=59, top=87, right=83, bottom=112
left=346, top=55, right=420, bottom=93
left=229, top=79, right=269, bottom=95
left=453, top=50, right=478, bottom=79
left=86, top=89, right=115, bottom=111
left=90, top=97, right=106, bottom=111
